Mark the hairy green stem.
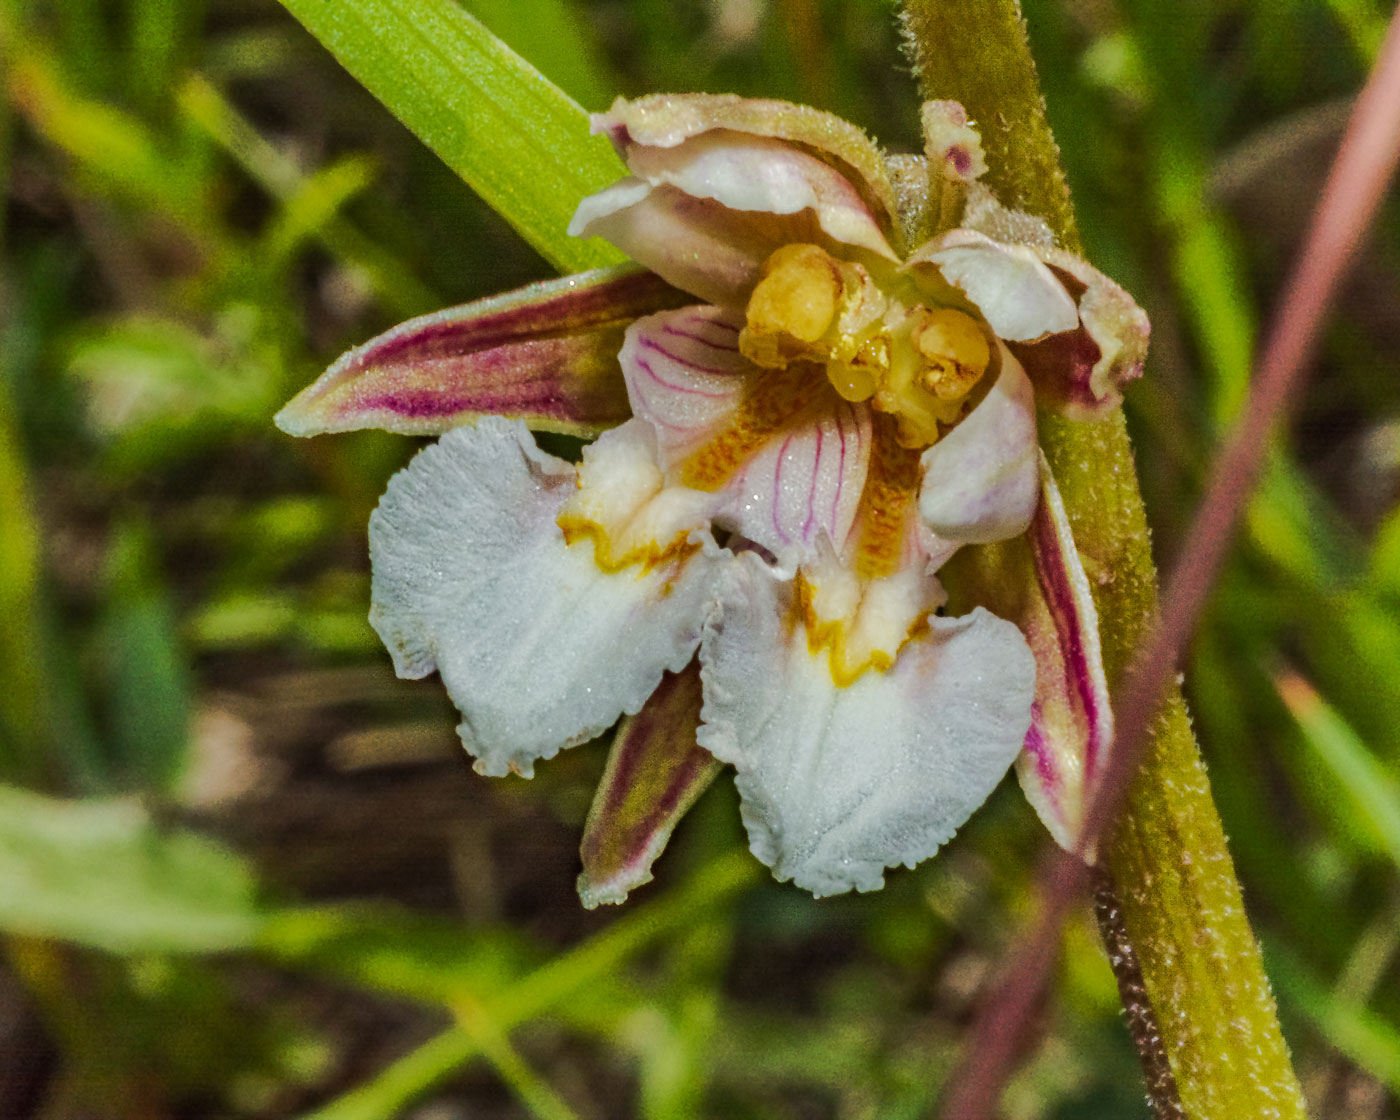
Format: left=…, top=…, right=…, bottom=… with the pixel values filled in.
left=899, top=2, right=1307, bottom=1116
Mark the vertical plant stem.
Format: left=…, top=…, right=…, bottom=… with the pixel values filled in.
left=899, top=1, right=1308, bottom=1117
left=1091, top=867, right=1186, bottom=1120
left=0, top=384, right=49, bottom=784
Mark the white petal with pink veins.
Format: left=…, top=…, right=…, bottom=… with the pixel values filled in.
left=698, top=555, right=1035, bottom=897
left=619, top=311, right=873, bottom=562
left=619, top=307, right=752, bottom=466
left=708, top=403, right=871, bottom=562
left=909, top=229, right=1078, bottom=341
left=368, top=418, right=724, bottom=778
left=918, top=350, right=1040, bottom=545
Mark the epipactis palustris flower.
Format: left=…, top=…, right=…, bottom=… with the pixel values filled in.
left=277, top=95, right=1148, bottom=902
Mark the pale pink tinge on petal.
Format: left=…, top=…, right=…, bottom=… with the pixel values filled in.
left=591, top=93, right=901, bottom=243
left=619, top=306, right=752, bottom=466
left=1009, top=247, right=1151, bottom=419
left=275, top=266, right=686, bottom=438
left=621, top=307, right=873, bottom=560
left=906, top=229, right=1079, bottom=342
left=572, top=182, right=869, bottom=309
left=622, top=130, right=898, bottom=262
left=918, top=349, right=1039, bottom=546
left=577, top=661, right=720, bottom=908
left=1013, top=457, right=1114, bottom=853
left=570, top=183, right=776, bottom=307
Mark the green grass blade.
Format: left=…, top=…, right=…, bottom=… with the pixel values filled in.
left=0, top=387, right=47, bottom=784
left=274, top=0, right=627, bottom=275
left=1268, top=945, right=1400, bottom=1094
left=286, top=851, right=759, bottom=1120
left=1276, top=668, right=1400, bottom=868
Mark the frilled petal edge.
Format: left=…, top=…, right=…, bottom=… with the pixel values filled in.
left=368, top=417, right=724, bottom=778
left=697, top=555, right=1035, bottom=896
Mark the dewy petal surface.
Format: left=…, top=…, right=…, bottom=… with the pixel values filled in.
left=369, top=417, right=722, bottom=778
left=698, top=556, right=1035, bottom=897
left=622, top=130, right=897, bottom=261
left=618, top=305, right=751, bottom=462
left=907, top=229, right=1079, bottom=341
left=276, top=267, right=686, bottom=438
left=918, top=347, right=1039, bottom=545
left=594, top=93, right=901, bottom=245
left=622, top=307, right=872, bottom=561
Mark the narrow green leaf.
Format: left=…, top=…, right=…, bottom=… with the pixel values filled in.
left=1268, top=945, right=1400, bottom=1094
left=1276, top=669, right=1400, bottom=868
left=283, top=851, right=760, bottom=1120
left=0, top=385, right=47, bottom=784
left=96, top=522, right=194, bottom=794
left=176, top=73, right=439, bottom=319
left=464, top=0, right=614, bottom=109
left=274, top=0, right=628, bottom=274
left=0, top=785, right=263, bottom=953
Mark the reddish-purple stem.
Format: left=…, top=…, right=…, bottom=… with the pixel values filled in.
left=938, top=12, right=1400, bottom=1119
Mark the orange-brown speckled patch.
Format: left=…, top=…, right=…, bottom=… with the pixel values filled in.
left=678, top=362, right=824, bottom=492
left=849, top=414, right=921, bottom=580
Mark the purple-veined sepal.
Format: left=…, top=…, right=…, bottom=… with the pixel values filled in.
left=578, top=661, right=719, bottom=908
left=275, top=266, right=688, bottom=438
left=1013, top=456, right=1113, bottom=854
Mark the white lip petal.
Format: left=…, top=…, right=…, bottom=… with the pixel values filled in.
left=918, top=348, right=1040, bottom=545
left=697, top=556, right=1035, bottom=897
left=368, top=417, right=724, bottom=778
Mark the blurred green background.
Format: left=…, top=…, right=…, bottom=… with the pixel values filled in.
left=1, top=0, right=1399, bottom=1116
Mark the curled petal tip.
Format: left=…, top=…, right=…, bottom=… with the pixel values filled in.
left=577, top=663, right=719, bottom=908
left=1014, top=249, right=1150, bottom=418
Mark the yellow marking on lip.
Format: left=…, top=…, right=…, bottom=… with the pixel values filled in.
left=557, top=517, right=701, bottom=575
left=791, top=569, right=928, bottom=687
left=849, top=414, right=922, bottom=581
left=678, top=362, right=825, bottom=492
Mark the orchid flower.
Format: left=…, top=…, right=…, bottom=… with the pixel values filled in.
left=277, top=95, right=1149, bottom=903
